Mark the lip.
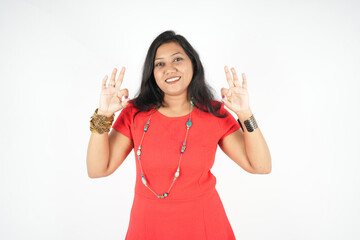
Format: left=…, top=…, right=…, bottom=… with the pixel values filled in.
left=165, top=76, right=181, bottom=81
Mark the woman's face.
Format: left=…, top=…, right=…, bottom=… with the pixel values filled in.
left=153, top=42, right=193, bottom=98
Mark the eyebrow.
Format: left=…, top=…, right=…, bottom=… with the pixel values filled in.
left=155, top=52, right=183, bottom=61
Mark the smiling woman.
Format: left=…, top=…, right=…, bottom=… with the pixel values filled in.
left=87, top=30, right=271, bottom=240
left=127, top=30, right=227, bottom=119
left=153, top=42, right=194, bottom=107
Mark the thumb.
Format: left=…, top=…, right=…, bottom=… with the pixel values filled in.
left=221, top=88, right=231, bottom=106
left=115, top=91, right=125, bottom=106
left=221, top=88, right=230, bottom=99
left=122, top=96, right=130, bottom=106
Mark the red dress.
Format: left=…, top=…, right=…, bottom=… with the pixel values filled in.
left=112, top=100, right=240, bottom=239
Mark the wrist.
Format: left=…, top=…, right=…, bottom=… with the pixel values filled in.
left=97, top=109, right=113, bottom=118
left=236, top=110, right=259, bottom=133
left=236, top=109, right=253, bottom=122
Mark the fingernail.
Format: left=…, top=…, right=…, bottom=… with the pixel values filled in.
left=125, top=96, right=128, bottom=99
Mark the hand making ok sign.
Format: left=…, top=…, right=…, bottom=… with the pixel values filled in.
left=221, top=66, right=250, bottom=114
left=98, top=67, right=130, bottom=117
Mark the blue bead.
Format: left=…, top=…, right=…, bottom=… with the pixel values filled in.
left=164, top=193, right=168, bottom=197
left=141, top=176, right=147, bottom=185
left=183, top=141, right=186, bottom=145
left=186, top=121, right=192, bottom=127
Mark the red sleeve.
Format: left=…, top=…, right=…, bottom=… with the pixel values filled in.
left=217, top=102, right=241, bottom=140
left=112, top=105, right=133, bottom=140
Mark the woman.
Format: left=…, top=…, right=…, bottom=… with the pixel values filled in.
left=87, top=30, right=271, bottom=239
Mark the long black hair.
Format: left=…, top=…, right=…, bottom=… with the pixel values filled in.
left=128, top=30, right=227, bottom=121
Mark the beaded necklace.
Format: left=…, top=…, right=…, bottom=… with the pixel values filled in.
left=137, top=99, right=194, bottom=199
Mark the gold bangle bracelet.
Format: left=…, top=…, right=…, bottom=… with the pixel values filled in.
left=90, top=108, right=115, bottom=134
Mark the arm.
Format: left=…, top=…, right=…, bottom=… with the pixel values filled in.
left=219, top=67, right=271, bottom=174
left=218, top=109, right=271, bottom=174
left=86, top=128, right=133, bottom=178
left=87, top=67, right=133, bottom=178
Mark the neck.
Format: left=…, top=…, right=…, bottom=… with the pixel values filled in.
left=162, top=94, right=191, bottom=110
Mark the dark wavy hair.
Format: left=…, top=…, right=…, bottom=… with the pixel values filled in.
left=128, top=30, right=227, bottom=121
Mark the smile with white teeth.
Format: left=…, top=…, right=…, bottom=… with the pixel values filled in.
left=165, top=76, right=181, bottom=82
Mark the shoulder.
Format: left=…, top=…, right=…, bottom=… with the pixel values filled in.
left=116, top=102, right=137, bottom=121
left=196, top=99, right=227, bottom=116
left=119, top=101, right=152, bottom=123
left=209, top=99, right=228, bottom=115
left=201, top=99, right=223, bottom=112
left=209, top=99, right=220, bottom=106
left=122, top=102, right=138, bottom=114
left=210, top=99, right=221, bottom=107
left=124, top=101, right=136, bottom=109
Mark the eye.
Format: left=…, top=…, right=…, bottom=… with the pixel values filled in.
left=155, top=62, right=164, bottom=67
left=154, top=57, right=183, bottom=67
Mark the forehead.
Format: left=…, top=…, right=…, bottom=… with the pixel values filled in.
left=155, top=42, right=184, bottom=58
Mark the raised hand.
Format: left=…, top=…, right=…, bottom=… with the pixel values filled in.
left=221, top=66, right=250, bottom=114
left=98, top=67, right=130, bottom=117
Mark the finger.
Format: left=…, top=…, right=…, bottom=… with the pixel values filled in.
left=115, top=66, right=126, bottom=89
left=117, top=88, right=129, bottom=99
left=222, top=97, right=230, bottom=106
left=220, top=87, right=230, bottom=100
left=117, top=88, right=129, bottom=106
left=224, top=66, right=234, bottom=87
left=221, top=90, right=230, bottom=106
left=110, top=68, right=117, bottom=87
left=231, top=67, right=241, bottom=87
left=242, top=73, right=247, bottom=89
left=102, top=75, right=108, bottom=90
left=227, top=88, right=232, bottom=98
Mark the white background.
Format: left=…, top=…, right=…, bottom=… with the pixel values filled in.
left=1, top=0, right=359, bottom=239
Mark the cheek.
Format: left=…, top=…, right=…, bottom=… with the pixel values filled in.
left=180, top=63, right=192, bottom=75
left=153, top=70, right=161, bottom=81
left=185, top=64, right=193, bottom=79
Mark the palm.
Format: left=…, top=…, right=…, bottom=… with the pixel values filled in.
left=99, top=88, right=122, bottom=113
left=221, top=66, right=250, bottom=114
left=226, top=86, right=249, bottom=113
left=98, top=67, right=129, bottom=115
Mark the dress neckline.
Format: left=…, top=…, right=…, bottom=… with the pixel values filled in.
left=154, top=106, right=197, bottom=119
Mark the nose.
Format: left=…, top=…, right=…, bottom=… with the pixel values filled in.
left=164, top=63, right=177, bottom=74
